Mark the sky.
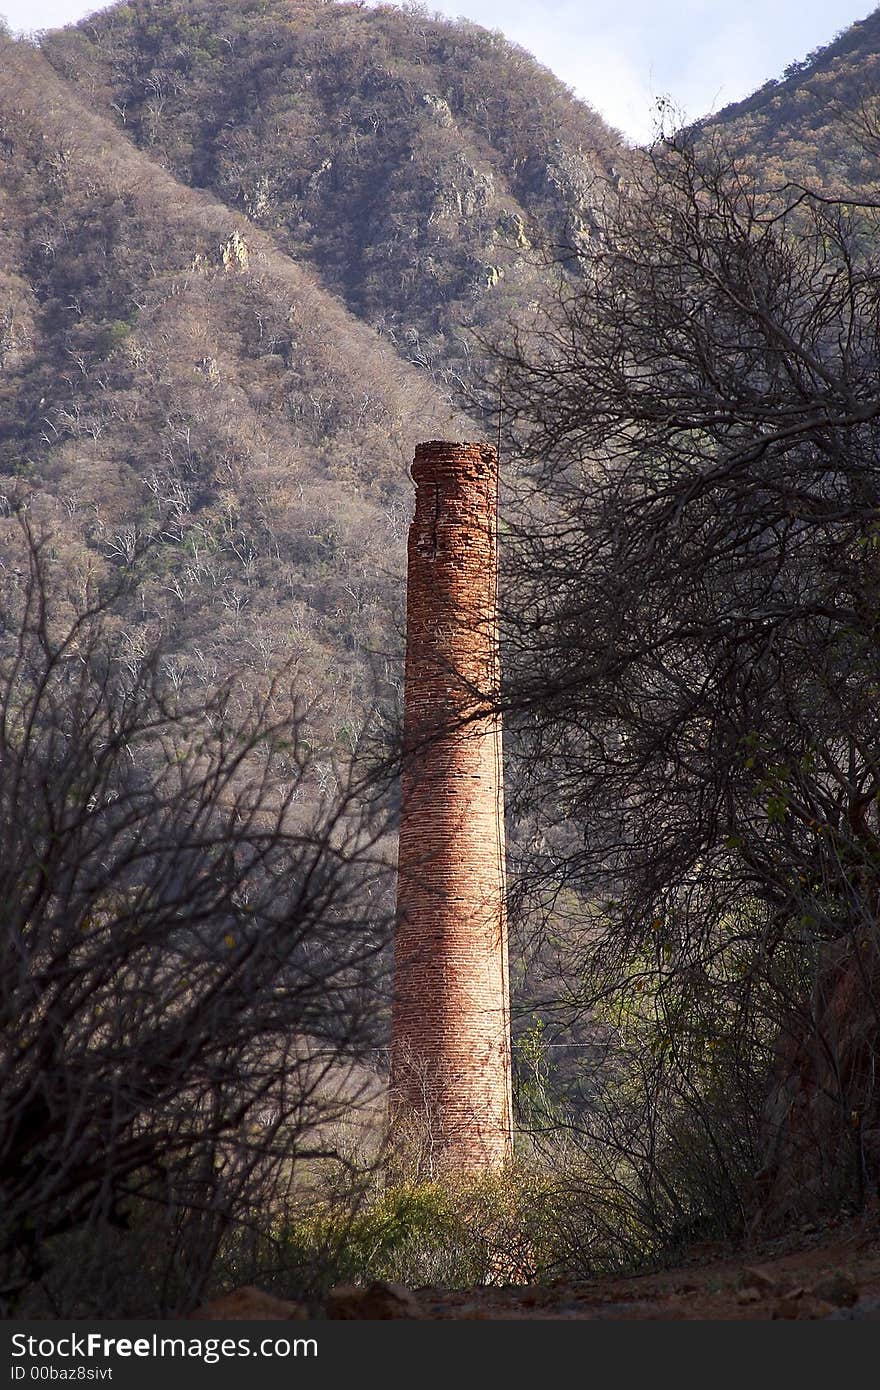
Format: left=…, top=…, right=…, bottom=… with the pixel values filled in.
left=0, top=0, right=875, bottom=144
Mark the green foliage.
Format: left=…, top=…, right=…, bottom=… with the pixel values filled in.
left=101, top=315, right=137, bottom=353
left=230, top=1163, right=634, bottom=1294
left=512, top=1018, right=568, bottom=1131
left=22, top=1156, right=690, bottom=1312
left=270, top=1183, right=486, bottom=1291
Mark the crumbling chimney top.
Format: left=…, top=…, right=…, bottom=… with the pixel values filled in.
left=411, top=439, right=498, bottom=487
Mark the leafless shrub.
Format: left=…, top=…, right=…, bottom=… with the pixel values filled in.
left=0, top=515, right=392, bottom=1313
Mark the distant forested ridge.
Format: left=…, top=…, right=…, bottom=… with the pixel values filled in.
left=697, top=6, right=880, bottom=188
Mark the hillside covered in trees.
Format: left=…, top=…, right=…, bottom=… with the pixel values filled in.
left=697, top=6, right=880, bottom=187
left=0, top=0, right=623, bottom=765
left=40, top=0, right=621, bottom=386
left=0, top=0, right=627, bottom=1315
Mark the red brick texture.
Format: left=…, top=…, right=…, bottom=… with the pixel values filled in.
left=391, top=441, right=513, bottom=1173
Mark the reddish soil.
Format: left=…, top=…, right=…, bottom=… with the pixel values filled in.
left=415, top=1212, right=880, bottom=1319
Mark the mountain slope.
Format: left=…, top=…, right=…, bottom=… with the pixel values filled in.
left=40, top=0, right=623, bottom=390
left=0, top=31, right=461, bottom=764
left=698, top=6, right=880, bottom=190
left=1, top=0, right=627, bottom=771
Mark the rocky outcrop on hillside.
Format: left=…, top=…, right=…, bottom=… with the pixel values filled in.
left=40, top=0, right=624, bottom=391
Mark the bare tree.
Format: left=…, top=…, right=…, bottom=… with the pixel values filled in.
left=0, top=514, right=392, bottom=1312
left=493, top=129, right=880, bottom=1232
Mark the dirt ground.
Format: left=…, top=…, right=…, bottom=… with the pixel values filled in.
left=196, top=1209, right=880, bottom=1320
left=415, top=1213, right=880, bottom=1319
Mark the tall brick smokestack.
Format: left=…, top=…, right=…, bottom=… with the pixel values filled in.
left=392, top=440, right=513, bottom=1173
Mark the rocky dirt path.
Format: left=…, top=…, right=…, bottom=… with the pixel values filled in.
left=419, top=1219, right=880, bottom=1319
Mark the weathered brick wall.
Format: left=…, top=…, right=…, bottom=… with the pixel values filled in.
left=391, top=440, right=513, bottom=1173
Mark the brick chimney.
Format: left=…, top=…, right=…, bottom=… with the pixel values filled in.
left=391, top=440, right=513, bottom=1173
